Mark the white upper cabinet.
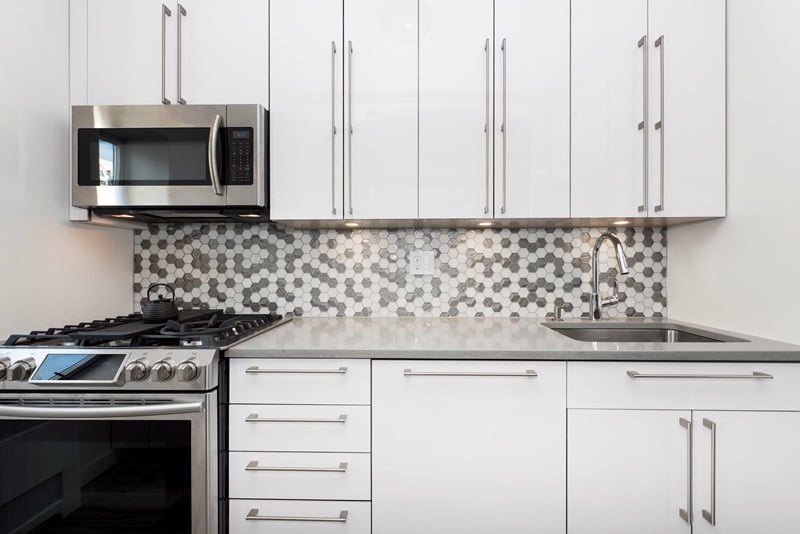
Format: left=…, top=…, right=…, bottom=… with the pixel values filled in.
left=571, top=0, right=647, bottom=219
left=343, top=0, right=418, bottom=220
left=177, top=0, right=268, bottom=105
left=494, top=0, right=570, bottom=219
left=647, top=0, right=725, bottom=217
left=418, top=0, right=494, bottom=219
left=269, top=0, right=344, bottom=221
left=86, top=0, right=172, bottom=105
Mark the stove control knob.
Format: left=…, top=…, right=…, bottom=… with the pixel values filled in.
left=152, top=359, right=174, bottom=382
left=8, top=359, right=35, bottom=381
left=176, top=360, right=199, bottom=382
left=124, top=360, right=149, bottom=382
left=0, top=358, right=9, bottom=381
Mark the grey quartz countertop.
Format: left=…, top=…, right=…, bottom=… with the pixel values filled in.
left=227, top=317, right=800, bottom=362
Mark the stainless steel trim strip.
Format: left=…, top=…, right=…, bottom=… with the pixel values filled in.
left=161, top=4, right=172, bottom=105
left=331, top=41, right=338, bottom=216
left=245, top=414, right=348, bottom=423
left=484, top=38, right=491, bottom=215
left=679, top=417, right=693, bottom=524
left=0, top=400, right=204, bottom=419
left=637, top=35, right=648, bottom=213
left=246, top=509, right=348, bottom=522
left=348, top=40, right=354, bottom=215
left=627, top=371, right=773, bottom=380
left=246, top=461, right=348, bottom=473
left=500, top=37, right=507, bottom=215
left=404, top=369, right=538, bottom=378
left=654, top=35, right=665, bottom=212
left=208, top=114, right=223, bottom=195
left=177, top=3, right=187, bottom=105
left=245, top=366, right=348, bottom=374
left=702, top=418, right=717, bottom=525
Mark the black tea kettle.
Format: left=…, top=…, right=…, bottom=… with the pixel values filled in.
left=142, top=283, right=180, bottom=323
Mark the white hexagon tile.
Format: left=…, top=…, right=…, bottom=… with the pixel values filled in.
left=133, top=224, right=666, bottom=318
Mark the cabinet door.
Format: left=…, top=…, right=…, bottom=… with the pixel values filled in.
left=373, top=361, right=566, bottom=534
left=418, top=0, right=494, bottom=219
left=568, top=410, right=691, bottom=534
left=647, top=0, right=725, bottom=217
left=494, top=0, right=570, bottom=219
left=269, top=0, right=343, bottom=221
left=87, top=0, right=173, bottom=105
left=571, top=0, right=647, bottom=218
left=344, top=0, right=417, bottom=220
left=178, top=0, right=268, bottom=105
left=692, top=411, right=800, bottom=534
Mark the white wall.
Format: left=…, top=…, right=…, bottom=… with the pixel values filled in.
left=0, top=0, right=133, bottom=338
left=669, top=0, right=800, bottom=344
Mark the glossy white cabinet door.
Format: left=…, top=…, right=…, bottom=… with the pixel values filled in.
left=647, top=0, right=725, bottom=217
left=494, top=0, right=570, bottom=219
left=270, top=0, right=344, bottom=220
left=373, top=361, right=566, bottom=534
left=418, top=0, right=494, bottom=219
left=344, top=0, right=417, bottom=220
left=87, top=0, right=173, bottom=105
left=568, top=410, right=691, bottom=534
left=178, top=0, right=268, bottom=106
left=692, top=411, right=800, bottom=534
left=571, top=0, right=647, bottom=218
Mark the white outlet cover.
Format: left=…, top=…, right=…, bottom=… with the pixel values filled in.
left=410, top=250, right=435, bottom=276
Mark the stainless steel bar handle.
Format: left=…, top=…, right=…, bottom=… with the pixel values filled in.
left=637, top=35, right=648, bottom=212
left=484, top=38, right=491, bottom=215
left=246, top=460, right=348, bottom=473
left=208, top=114, right=224, bottom=195
left=627, top=370, right=773, bottom=380
left=176, top=3, right=187, bottom=104
left=679, top=418, right=693, bottom=524
left=246, top=509, right=348, bottom=522
left=404, top=369, right=537, bottom=378
left=702, top=418, right=717, bottom=525
left=348, top=40, right=354, bottom=215
left=161, top=4, right=171, bottom=105
left=246, top=366, right=348, bottom=374
left=654, top=35, right=665, bottom=212
left=245, top=414, right=348, bottom=423
left=0, top=400, right=204, bottom=419
left=500, top=38, right=507, bottom=215
left=331, top=41, right=338, bottom=215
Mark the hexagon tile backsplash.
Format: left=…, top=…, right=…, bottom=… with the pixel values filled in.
left=133, top=224, right=666, bottom=318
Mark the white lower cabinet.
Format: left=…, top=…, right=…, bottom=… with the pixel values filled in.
left=372, top=360, right=567, bottom=534
left=229, top=500, right=371, bottom=534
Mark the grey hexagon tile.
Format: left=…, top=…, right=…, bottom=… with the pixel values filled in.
left=133, top=224, right=667, bottom=318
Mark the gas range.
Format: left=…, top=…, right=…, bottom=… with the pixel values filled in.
left=0, top=310, right=290, bottom=392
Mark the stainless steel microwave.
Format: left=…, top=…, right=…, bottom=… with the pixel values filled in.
left=71, top=104, right=267, bottom=221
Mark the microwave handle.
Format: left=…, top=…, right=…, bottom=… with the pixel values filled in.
left=208, top=114, right=224, bottom=196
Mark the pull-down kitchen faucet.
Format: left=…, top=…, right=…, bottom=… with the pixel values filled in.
left=590, top=233, right=630, bottom=320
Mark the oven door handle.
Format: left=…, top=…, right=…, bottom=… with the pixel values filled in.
left=0, top=400, right=205, bottom=419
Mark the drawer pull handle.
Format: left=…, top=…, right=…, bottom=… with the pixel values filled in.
left=246, top=460, right=348, bottom=473
left=626, top=371, right=773, bottom=380
left=404, top=369, right=538, bottom=378
left=246, top=366, right=348, bottom=374
left=678, top=418, right=692, bottom=524
left=702, top=418, right=717, bottom=525
left=246, top=509, right=348, bottom=523
left=245, top=414, right=348, bottom=424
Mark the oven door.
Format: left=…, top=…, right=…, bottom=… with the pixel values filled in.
left=0, top=392, right=216, bottom=534
left=72, top=105, right=229, bottom=208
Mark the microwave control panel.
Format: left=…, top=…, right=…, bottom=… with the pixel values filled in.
left=227, top=128, right=254, bottom=185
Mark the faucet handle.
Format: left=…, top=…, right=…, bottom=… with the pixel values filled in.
left=603, top=278, right=620, bottom=306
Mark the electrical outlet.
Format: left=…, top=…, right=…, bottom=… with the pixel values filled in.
left=409, top=250, right=435, bottom=276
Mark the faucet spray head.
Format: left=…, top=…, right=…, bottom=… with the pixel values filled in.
left=612, top=239, right=630, bottom=275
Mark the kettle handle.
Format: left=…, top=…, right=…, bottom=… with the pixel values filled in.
left=147, top=283, right=176, bottom=302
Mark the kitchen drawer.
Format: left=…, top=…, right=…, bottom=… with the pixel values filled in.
left=229, top=452, right=371, bottom=500
left=229, top=359, right=370, bottom=405
left=229, top=500, right=371, bottom=534
left=568, top=362, right=800, bottom=410
left=229, top=405, right=371, bottom=452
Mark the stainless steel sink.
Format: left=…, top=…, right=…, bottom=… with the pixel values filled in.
left=545, top=324, right=745, bottom=343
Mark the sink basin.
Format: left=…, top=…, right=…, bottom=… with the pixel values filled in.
left=546, top=324, right=745, bottom=343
